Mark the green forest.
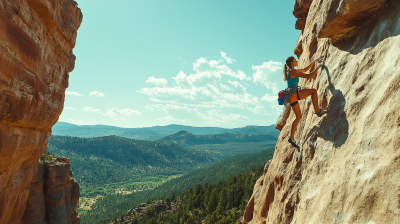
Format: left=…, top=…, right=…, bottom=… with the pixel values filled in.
left=47, top=133, right=275, bottom=198
left=47, top=135, right=218, bottom=191
left=46, top=132, right=276, bottom=223
left=113, top=160, right=267, bottom=224
left=161, top=131, right=277, bottom=145
left=79, top=149, right=274, bottom=224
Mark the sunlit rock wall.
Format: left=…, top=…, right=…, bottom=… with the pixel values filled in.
left=0, top=0, right=82, bottom=223
left=244, top=0, right=400, bottom=223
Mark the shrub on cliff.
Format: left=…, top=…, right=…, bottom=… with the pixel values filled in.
left=40, top=150, right=54, bottom=162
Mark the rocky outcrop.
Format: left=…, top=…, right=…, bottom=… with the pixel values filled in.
left=293, top=0, right=313, bottom=30
left=0, top=0, right=82, bottom=223
left=21, top=157, right=80, bottom=224
left=245, top=0, right=400, bottom=223
left=110, top=200, right=183, bottom=224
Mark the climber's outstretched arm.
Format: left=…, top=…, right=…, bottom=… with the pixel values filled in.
left=292, top=67, right=319, bottom=80
left=296, top=61, right=316, bottom=73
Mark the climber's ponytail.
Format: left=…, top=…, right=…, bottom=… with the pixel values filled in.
left=283, top=56, right=295, bottom=81
left=283, top=64, right=288, bottom=81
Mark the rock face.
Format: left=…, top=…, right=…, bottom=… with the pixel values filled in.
left=244, top=0, right=400, bottom=223
left=0, top=0, right=82, bottom=223
left=21, top=157, right=80, bottom=224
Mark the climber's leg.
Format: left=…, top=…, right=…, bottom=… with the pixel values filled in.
left=290, top=103, right=302, bottom=140
left=298, top=89, right=321, bottom=114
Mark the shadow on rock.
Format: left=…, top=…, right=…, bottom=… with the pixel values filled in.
left=306, top=66, right=349, bottom=148
left=334, top=0, right=400, bottom=55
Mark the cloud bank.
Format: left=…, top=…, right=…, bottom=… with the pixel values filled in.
left=66, top=91, right=82, bottom=96
left=89, top=91, right=105, bottom=97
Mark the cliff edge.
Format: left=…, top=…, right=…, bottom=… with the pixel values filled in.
left=21, top=157, right=80, bottom=224
left=244, top=0, right=400, bottom=223
left=0, top=0, right=82, bottom=223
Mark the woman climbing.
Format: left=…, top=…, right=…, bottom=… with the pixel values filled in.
left=283, top=56, right=327, bottom=148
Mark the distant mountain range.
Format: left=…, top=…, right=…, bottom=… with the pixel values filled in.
left=52, top=122, right=280, bottom=140
left=161, top=130, right=278, bottom=145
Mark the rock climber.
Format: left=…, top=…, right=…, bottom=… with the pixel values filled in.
left=283, top=56, right=327, bottom=148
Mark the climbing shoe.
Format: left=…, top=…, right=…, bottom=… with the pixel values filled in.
left=316, top=108, right=327, bottom=117
left=288, top=137, right=299, bottom=148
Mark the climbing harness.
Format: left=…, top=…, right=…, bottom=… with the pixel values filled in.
left=277, top=86, right=302, bottom=106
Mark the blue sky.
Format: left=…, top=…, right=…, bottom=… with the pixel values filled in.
left=59, top=0, right=300, bottom=128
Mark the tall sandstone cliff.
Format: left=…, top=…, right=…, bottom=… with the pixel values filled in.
left=244, top=0, right=400, bottom=223
left=0, top=0, right=82, bottom=223
left=21, top=158, right=80, bottom=224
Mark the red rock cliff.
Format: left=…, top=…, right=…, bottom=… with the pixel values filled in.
left=21, top=157, right=80, bottom=224
left=0, top=0, right=82, bottom=223
left=244, top=0, right=400, bottom=223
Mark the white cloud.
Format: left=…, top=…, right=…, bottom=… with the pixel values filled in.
left=252, top=61, right=285, bottom=94
left=261, top=93, right=276, bottom=103
left=89, top=91, right=105, bottom=97
left=140, top=56, right=258, bottom=109
left=139, top=55, right=288, bottom=124
left=173, top=71, right=190, bottom=87
left=102, top=108, right=142, bottom=120
left=217, top=80, right=246, bottom=94
left=82, top=107, right=102, bottom=113
left=118, top=108, right=142, bottom=116
left=192, top=57, right=250, bottom=81
left=233, top=70, right=251, bottom=81
left=102, top=109, right=118, bottom=120
left=66, top=91, right=82, bottom=96
left=220, top=51, right=236, bottom=64
left=140, top=86, right=261, bottom=109
left=147, top=104, right=247, bottom=125
left=248, top=106, right=270, bottom=115
left=140, top=86, right=215, bottom=105
left=146, top=76, right=168, bottom=86
left=200, top=109, right=248, bottom=125
left=64, top=107, right=76, bottom=110
left=270, top=104, right=284, bottom=115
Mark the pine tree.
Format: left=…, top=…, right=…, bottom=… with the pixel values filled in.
left=171, top=192, right=176, bottom=202
left=217, top=188, right=228, bottom=216
left=206, top=189, right=219, bottom=214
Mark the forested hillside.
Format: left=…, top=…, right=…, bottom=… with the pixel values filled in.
left=79, top=149, right=274, bottom=224
left=161, top=131, right=277, bottom=145
left=113, top=164, right=266, bottom=224
left=47, top=135, right=218, bottom=191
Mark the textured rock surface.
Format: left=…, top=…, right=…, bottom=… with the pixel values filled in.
left=0, top=0, right=82, bottom=223
left=293, top=0, right=313, bottom=30
left=316, top=0, right=388, bottom=43
left=21, top=158, right=80, bottom=224
left=245, top=0, right=400, bottom=223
